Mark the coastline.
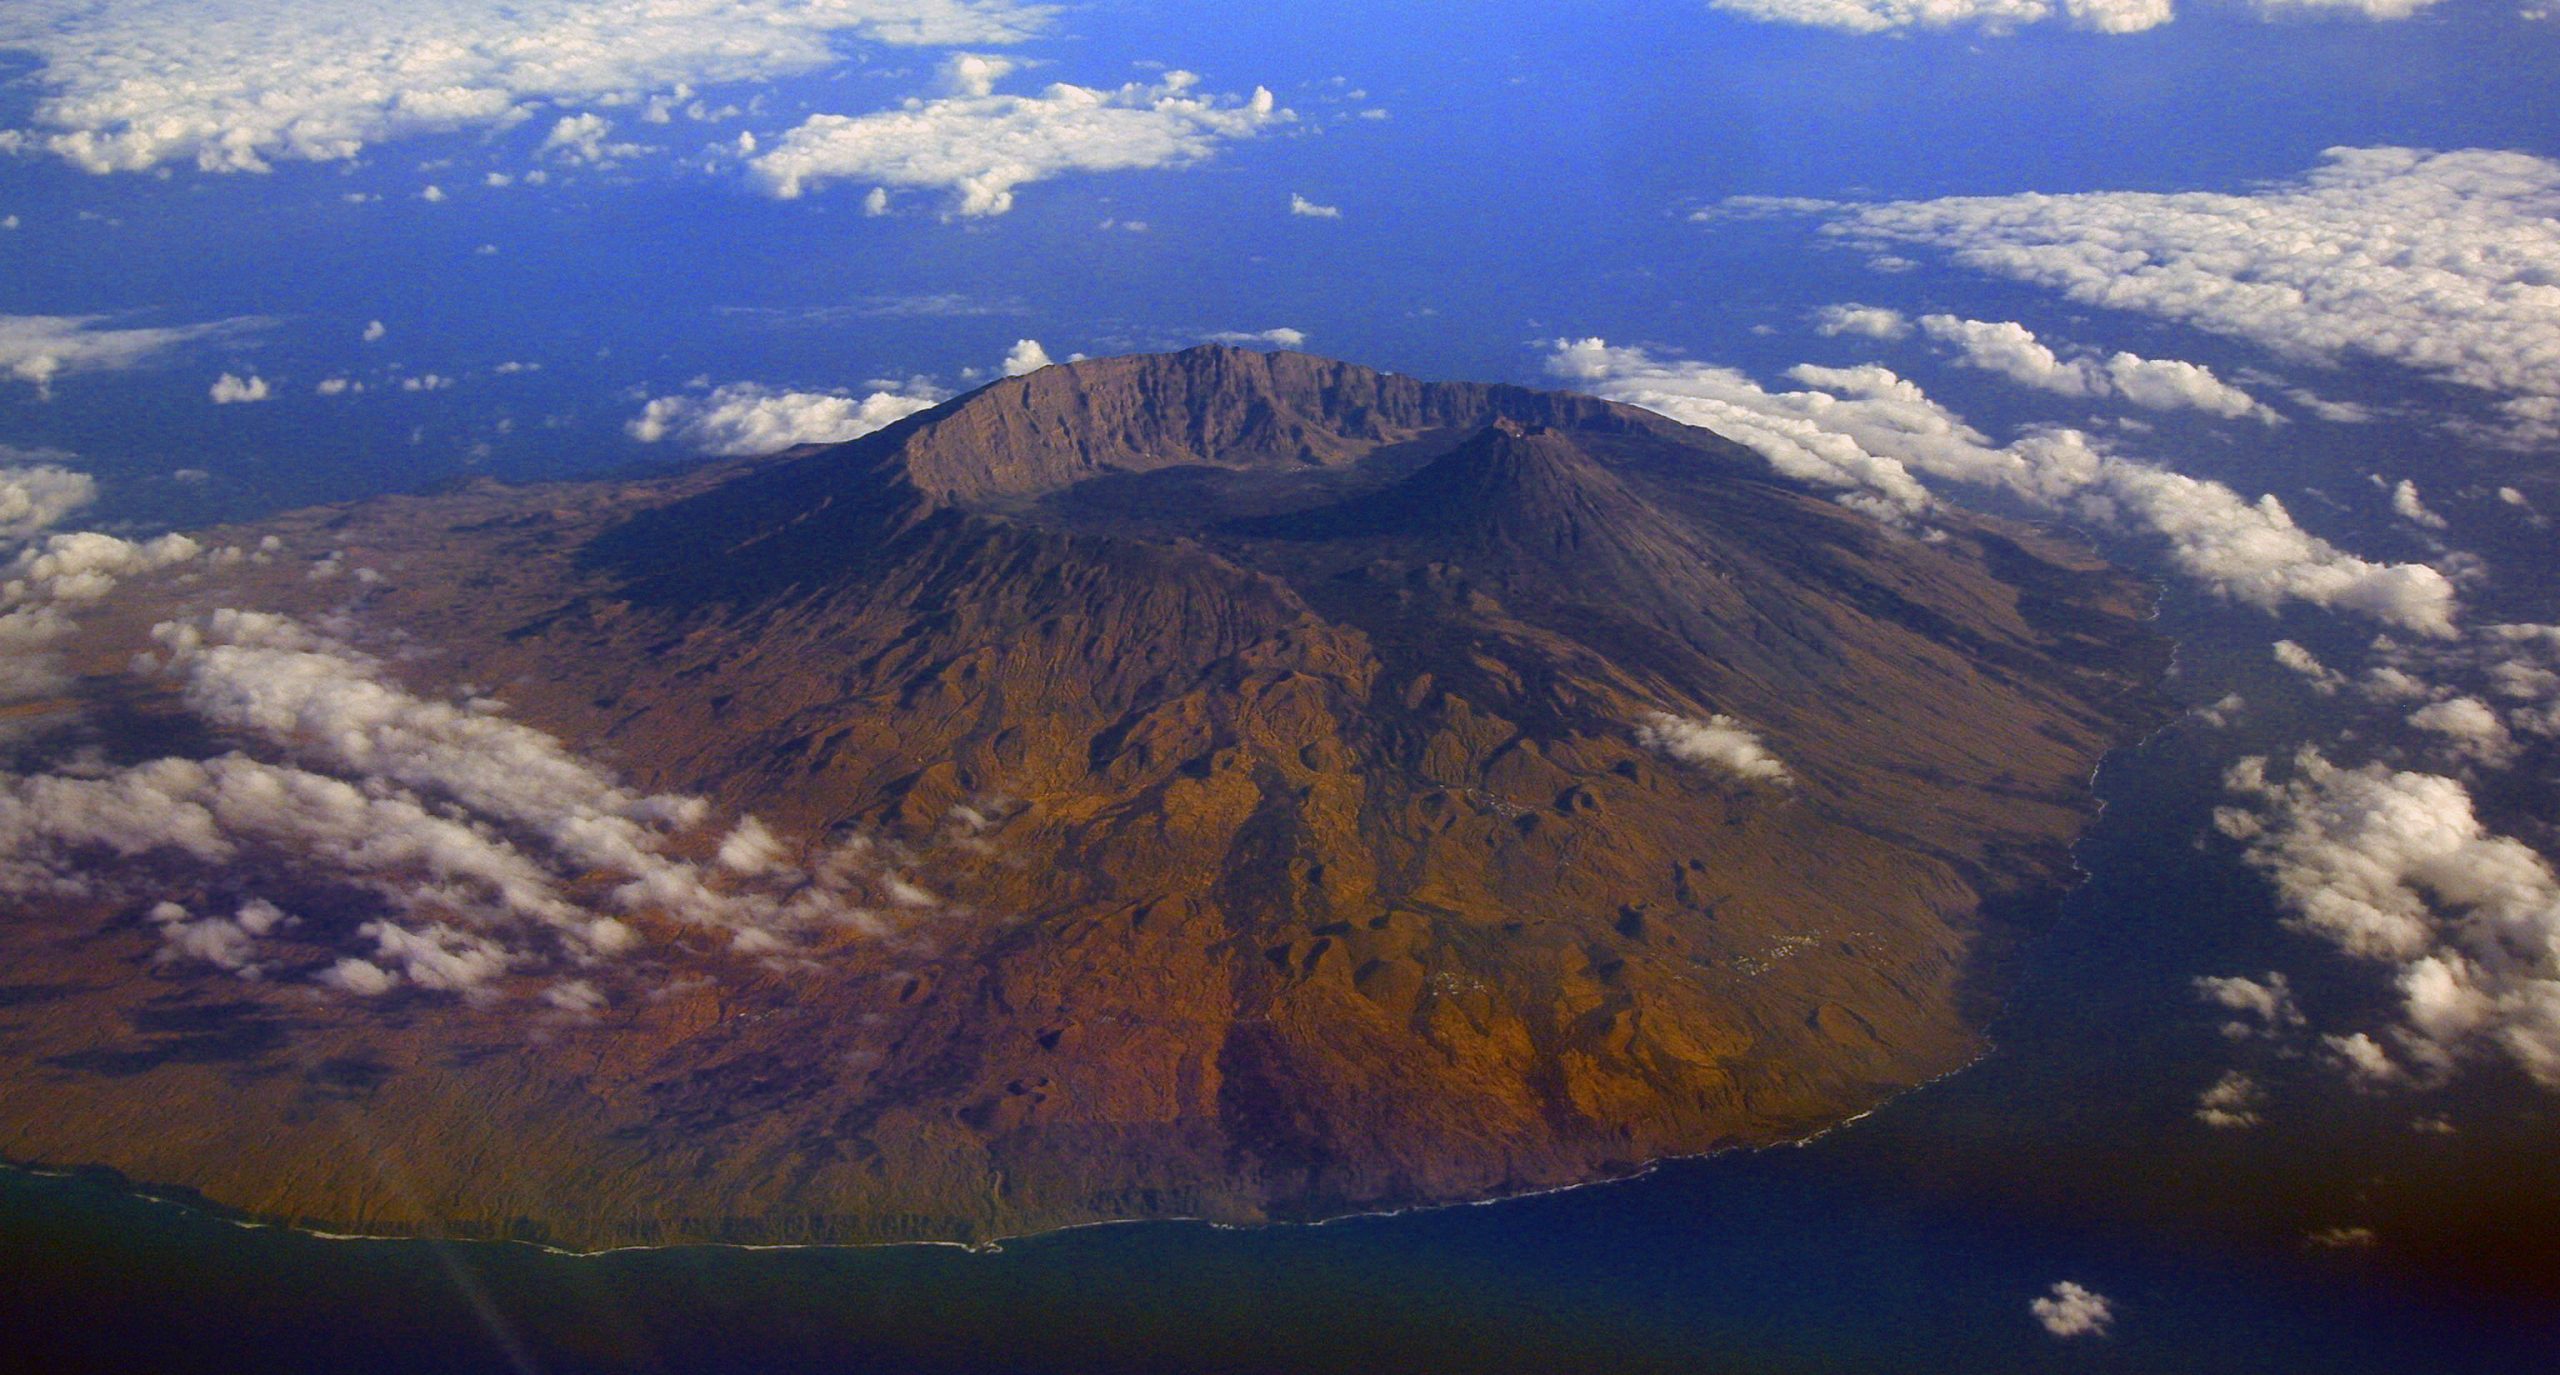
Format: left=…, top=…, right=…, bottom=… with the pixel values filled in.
left=0, top=715, right=2168, bottom=1263
left=0, top=1048, right=1987, bottom=1262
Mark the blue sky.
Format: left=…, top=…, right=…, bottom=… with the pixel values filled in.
left=3, top=1, right=2555, bottom=524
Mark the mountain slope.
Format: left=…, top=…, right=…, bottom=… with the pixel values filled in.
left=0, top=346, right=2167, bottom=1248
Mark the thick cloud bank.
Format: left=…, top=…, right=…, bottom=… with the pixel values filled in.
left=752, top=60, right=1287, bottom=214
left=1833, top=148, right=2560, bottom=445
left=2216, top=750, right=2560, bottom=1089
left=1547, top=339, right=2459, bottom=636
left=0, top=0, right=1053, bottom=173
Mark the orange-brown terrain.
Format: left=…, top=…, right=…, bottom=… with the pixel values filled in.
left=0, top=347, right=2166, bottom=1248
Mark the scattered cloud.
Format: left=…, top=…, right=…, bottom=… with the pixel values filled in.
left=1812, top=303, right=1910, bottom=341
left=1921, top=314, right=2102, bottom=396
left=1704, top=0, right=2141, bottom=34
left=538, top=112, right=634, bottom=165
left=1695, top=195, right=1845, bottom=222
left=2389, top=479, right=2448, bottom=531
left=1636, top=711, right=1793, bottom=784
left=535, top=113, right=604, bottom=163
left=2190, top=691, right=2246, bottom=729
left=0, top=606, right=944, bottom=998
left=1829, top=149, right=2560, bottom=446
left=1205, top=327, right=1309, bottom=348
left=2258, top=0, right=2445, bottom=17
left=2406, top=695, right=2518, bottom=767
left=1289, top=192, right=1342, bottom=219
left=2279, top=385, right=2376, bottom=425
left=1706, top=0, right=2445, bottom=30
left=149, top=897, right=294, bottom=976
left=1, top=314, right=256, bottom=398
left=719, top=294, right=1029, bottom=325
left=0, top=464, right=98, bottom=543
left=1547, top=339, right=2460, bottom=636
left=1002, top=338, right=1054, bottom=376
left=1548, top=340, right=1948, bottom=522
left=5, top=529, right=201, bottom=604
left=2272, top=639, right=2348, bottom=695
left=2196, top=1069, right=2266, bottom=1128
left=752, top=61, right=1288, bottom=215
left=2195, top=972, right=2306, bottom=1038
left=2070, top=0, right=2178, bottom=29
left=2, top=519, right=203, bottom=710
left=0, top=0, right=1055, bottom=174
left=628, top=380, right=945, bottom=456
left=1918, top=315, right=2276, bottom=421
left=2030, top=1282, right=2115, bottom=1339
left=208, top=372, right=271, bottom=404
left=2217, top=749, right=2560, bottom=1089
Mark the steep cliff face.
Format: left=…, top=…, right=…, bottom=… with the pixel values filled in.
left=0, top=347, right=2167, bottom=1248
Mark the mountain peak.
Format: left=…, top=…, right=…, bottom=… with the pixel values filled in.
left=1241, top=418, right=1663, bottom=557
left=9, top=345, right=2170, bottom=1252
left=889, top=347, right=1668, bottom=504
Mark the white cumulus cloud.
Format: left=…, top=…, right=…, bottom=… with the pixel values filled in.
left=2390, top=479, right=2448, bottom=531
left=751, top=61, right=1288, bottom=215
left=2217, top=749, right=2560, bottom=1089
left=2030, top=1282, right=2115, bottom=1338
left=1921, top=314, right=2103, bottom=396
left=1708, top=0, right=2435, bottom=29
left=1205, top=328, right=1309, bottom=349
left=208, top=372, right=270, bottom=404
left=2194, top=972, right=2306, bottom=1038
left=2, top=314, right=256, bottom=398
left=1831, top=148, right=2560, bottom=446
left=1, top=607, right=952, bottom=998
left=1635, top=711, right=1793, bottom=784
left=0, top=464, right=99, bottom=543
left=1812, top=303, right=1911, bottom=341
left=2196, top=1069, right=2265, bottom=1128
left=1919, top=315, right=2274, bottom=421
left=2258, top=0, right=2445, bottom=17
left=628, top=380, right=945, bottom=456
left=1706, top=0, right=2080, bottom=33
left=0, top=0, right=1055, bottom=174
left=1002, top=338, right=1054, bottom=376
left=1547, top=339, right=2459, bottom=636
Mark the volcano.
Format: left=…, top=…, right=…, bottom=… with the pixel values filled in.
left=0, top=347, right=2166, bottom=1248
